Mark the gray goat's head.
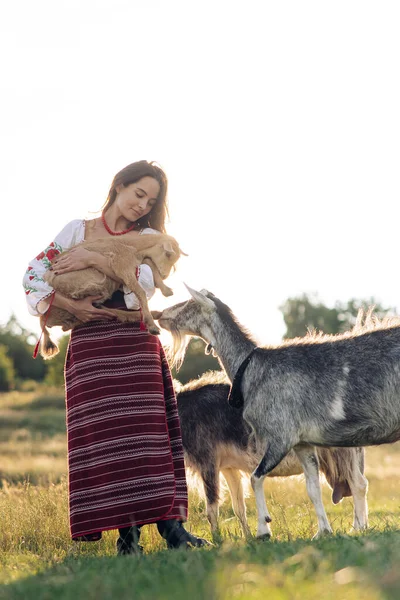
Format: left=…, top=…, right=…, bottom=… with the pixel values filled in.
left=159, top=285, right=217, bottom=369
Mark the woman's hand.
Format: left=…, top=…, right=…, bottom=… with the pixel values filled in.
left=65, top=295, right=117, bottom=323
left=52, top=247, right=96, bottom=274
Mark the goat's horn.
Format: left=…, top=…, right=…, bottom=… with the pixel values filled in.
left=180, top=248, right=189, bottom=256
left=184, top=283, right=215, bottom=308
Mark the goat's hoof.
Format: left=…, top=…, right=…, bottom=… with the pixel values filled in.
left=312, top=528, right=333, bottom=540
left=211, top=530, right=224, bottom=545
left=163, top=287, right=173, bottom=297
left=256, top=533, right=272, bottom=541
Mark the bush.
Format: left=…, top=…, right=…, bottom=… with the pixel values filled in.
left=0, top=314, right=46, bottom=381
left=44, top=334, right=70, bottom=386
left=16, top=379, right=41, bottom=392
left=0, top=344, right=16, bottom=391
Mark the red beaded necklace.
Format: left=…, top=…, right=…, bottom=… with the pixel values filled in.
left=101, top=212, right=138, bottom=235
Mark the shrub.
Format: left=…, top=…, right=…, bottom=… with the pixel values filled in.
left=0, top=344, right=16, bottom=391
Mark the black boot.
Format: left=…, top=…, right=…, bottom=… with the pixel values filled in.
left=157, top=520, right=209, bottom=550
left=117, top=525, right=143, bottom=555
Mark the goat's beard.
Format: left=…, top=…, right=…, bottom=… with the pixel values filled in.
left=165, top=326, right=191, bottom=371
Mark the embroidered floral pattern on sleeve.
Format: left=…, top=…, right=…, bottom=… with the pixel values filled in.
left=23, top=242, right=63, bottom=295
left=24, top=268, right=39, bottom=295
left=35, top=242, right=63, bottom=268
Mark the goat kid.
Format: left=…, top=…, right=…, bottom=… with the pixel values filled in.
left=159, top=287, right=400, bottom=538
left=176, top=371, right=368, bottom=538
left=40, top=234, right=183, bottom=359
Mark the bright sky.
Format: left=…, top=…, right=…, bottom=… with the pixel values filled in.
left=1, top=0, right=400, bottom=347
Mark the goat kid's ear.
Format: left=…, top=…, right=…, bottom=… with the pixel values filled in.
left=184, top=283, right=215, bottom=309
left=163, top=241, right=176, bottom=254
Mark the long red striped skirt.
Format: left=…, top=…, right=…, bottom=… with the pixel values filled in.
left=64, top=320, right=188, bottom=541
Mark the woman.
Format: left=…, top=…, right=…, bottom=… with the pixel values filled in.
left=23, top=160, right=207, bottom=554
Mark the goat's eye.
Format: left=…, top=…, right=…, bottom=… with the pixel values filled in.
left=166, top=251, right=173, bottom=258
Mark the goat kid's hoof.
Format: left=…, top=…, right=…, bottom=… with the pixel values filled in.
left=148, top=325, right=161, bottom=335
left=163, top=287, right=173, bottom=297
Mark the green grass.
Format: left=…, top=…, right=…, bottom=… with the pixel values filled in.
left=0, top=389, right=400, bottom=599
left=0, top=389, right=66, bottom=486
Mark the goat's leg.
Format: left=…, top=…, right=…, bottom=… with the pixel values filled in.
left=348, top=449, right=369, bottom=531
left=200, top=465, right=220, bottom=536
left=349, top=472, right=369, bottom=531
left=250, top=439, right=292, bottom=539
left=221, top=468, right=251, bottom=538
left=142, top=258, right=173, bottom=297
left=294, top=444, right=333, bottom=538
left=109, top=256, right=160, bottom=335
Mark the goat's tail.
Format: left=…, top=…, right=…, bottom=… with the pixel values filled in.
left=40, top=325, right=60, bottom=359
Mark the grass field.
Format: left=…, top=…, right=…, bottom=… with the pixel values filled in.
left=0, top=388, right=400, bottom=600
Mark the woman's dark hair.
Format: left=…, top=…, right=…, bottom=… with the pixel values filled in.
left=101, top=160, right=169, bottom=233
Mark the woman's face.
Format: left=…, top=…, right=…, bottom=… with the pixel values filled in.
left=115, top=176, right=161, bottom=222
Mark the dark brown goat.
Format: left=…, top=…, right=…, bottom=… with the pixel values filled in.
left=176, top=371, right=368, bottom=538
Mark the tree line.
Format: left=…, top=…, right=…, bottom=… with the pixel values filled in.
left=0, top=294, right=396, bottom=391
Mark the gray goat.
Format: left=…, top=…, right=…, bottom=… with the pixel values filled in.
left=158, top=286, right=400, bottom=538
left=176, top=371, right=368, bottom=538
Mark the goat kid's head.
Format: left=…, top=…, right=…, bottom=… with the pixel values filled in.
left=158, top=285, right=217, bottom=369
left=150, top=237, right=186, bottom=279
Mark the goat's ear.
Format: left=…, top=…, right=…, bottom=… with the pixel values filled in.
left=162, top=241, right=176, bottom=254
left=184, top=283, right=215, bottom=308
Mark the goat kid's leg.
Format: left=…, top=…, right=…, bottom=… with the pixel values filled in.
left=348, top=450, right=369, bottom=530
left=294, top=444, right=333, bottom=538
left=250, top=440, right=292, bottom=539
left=142, top=258, right=173, bottom=297
left=109, top=256, right=160, bottom=334
left=221, top=468, right=251, bottom=538
left=124, top=282, right=160, bottom=334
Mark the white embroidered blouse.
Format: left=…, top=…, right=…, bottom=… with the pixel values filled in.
left=23, top=219, right=157, bottom=317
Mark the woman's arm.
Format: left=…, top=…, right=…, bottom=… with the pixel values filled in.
left=23, top=220, right=85, bottom=316
left=52, top=247, right=123, bottom=283
left=52, top=291, right=117, bottom=322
